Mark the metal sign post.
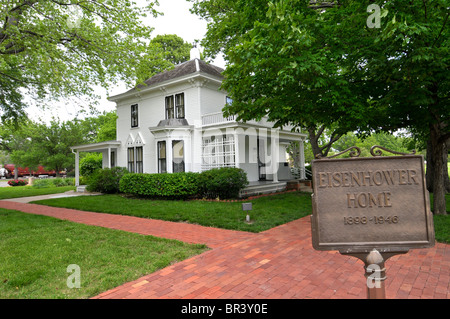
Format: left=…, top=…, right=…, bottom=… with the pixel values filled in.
left=310, top=146, right=435, bottom=299
left=242, top=203, right=252, bottom=223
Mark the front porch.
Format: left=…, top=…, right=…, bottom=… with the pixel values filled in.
left=71, top=140, right=121, bottom=187
left=239, top=179, right=312, bottom=198
left=239, top=180, right=288, bottom=198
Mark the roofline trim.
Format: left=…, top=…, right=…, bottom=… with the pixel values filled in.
left=108, top=71, right=223, bottom=103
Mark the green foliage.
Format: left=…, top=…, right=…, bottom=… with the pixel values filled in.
left=80, top=153, right=103, bottom=177
left=0, top=1, right=160, bottom=121
left=95, top=112, right=118, bottom=142
left=119, top=168, right=249, bottom=200
left=8, top=119, right=85, bottom=174
left=193, top=0, right=449, bottom=213
left=87, top=167, right=129, bottom=194
left=119, top=172, right=200, bottom=200
left=32, top=178, right=74, bottom=189
left=198, top=167, right=249, bottom=199
left=135, top=34, right=193, bottom=85
left=0, top=112, right=118, bottom=177
left=332, top=132, right=412, bottom=158
left=151, top=34, right=192, bottom=65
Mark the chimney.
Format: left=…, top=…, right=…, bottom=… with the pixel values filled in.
left=190, top=43, right=201, bottom=60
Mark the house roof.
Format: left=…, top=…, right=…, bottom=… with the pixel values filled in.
left=143, top=58, right=223, bottom=87
left=129, top=59, right=224, bottom=92
left=108, top=58, right=224, bottom=102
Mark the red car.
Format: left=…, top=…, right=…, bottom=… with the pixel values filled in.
left=3, top=164, right=59, bottom=178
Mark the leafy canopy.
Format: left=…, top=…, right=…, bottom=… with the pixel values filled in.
left=0, top=0, right=159, bottom=121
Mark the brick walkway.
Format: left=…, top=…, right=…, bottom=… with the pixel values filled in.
left=0, top=200, right=448, bottom=299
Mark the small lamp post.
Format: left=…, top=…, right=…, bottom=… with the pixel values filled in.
left=242, top=203, right=252, bottom=223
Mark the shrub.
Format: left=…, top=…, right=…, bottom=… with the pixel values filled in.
left=198, top=167, right=248, bottom=199
left=33, top=178, right=75, bottom=188
left=87, top=167, right=129, bottom=194
left=32, top=179, right=53, bottom=188
left=80, top=153, right=103, bottom=176
left=7, top=179, right=28, bottom=187
left=119, top=172, right=200, bottom=200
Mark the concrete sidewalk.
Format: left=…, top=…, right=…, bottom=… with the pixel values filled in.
left=0, top=200, right=448, bottom=299
left=1, top=190, right=100, bottom=203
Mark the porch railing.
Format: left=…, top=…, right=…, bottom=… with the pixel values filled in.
left=202, top=112, right=236, bottom=126
left=201, top=112, right=277, bottom=128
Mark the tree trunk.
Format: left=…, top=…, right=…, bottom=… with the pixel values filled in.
left=426, top=139, right=433, bottom=192
left=430, top=125, right=447, bottom=215
left=444, top=141, right=450, bottom=193
left=307, top=125, right=342, bottom=158
left=426, top=137, right=450, bottom=193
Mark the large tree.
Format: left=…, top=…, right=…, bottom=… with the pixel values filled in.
left=191, top=0, right=449, bottom=214
left=0, top=111, right=118, bottom=176
left=0, top=0, right=159, bottom=121
left=136, top=34, right=193, bottom=83
left=7, top=119, right=86, bottom=176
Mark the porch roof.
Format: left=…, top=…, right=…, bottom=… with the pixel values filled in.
left=70, top=140, right=121, bottom=153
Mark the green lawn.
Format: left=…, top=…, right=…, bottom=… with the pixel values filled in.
left=0, top=185, right=75, bottom=200
left=32, top=192, right=313, bottom=233
left=0, top=208, right=207, bottom=299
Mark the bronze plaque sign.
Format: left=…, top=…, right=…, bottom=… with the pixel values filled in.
left=311, top=154, right=435, bottom=254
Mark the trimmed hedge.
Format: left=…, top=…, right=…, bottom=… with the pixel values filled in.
left=119, top=168, right=249, bottom=200
left=198, top=167, right=248, bottom=199
left=119, top=172, right=200, bottom=199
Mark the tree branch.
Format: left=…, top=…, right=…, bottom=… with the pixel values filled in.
left=432, top=11, right=449, bottom=47
left=308, top=1, right=339, bottom=9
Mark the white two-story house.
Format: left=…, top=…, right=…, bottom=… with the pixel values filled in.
left=71, top=49, right=308, bottom=196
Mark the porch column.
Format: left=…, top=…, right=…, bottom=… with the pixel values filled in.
left=271, top=130, right=279, bottom=183
left=299, top=139, right=306, bottom=180
left=108, top=147, right=111, bottom=168
left=74, top=150, right=80, bottom=187
left=234, top=132, right=240, bottom=168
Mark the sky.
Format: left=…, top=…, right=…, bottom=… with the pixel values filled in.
left=26, top=0, right=225, bottom=122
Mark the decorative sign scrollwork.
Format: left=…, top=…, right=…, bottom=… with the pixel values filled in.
left=370, top=145, right=416, bottom=157
left=316, top=145, right=416, bottom=159
left=316, top=146, right=361, bottom=159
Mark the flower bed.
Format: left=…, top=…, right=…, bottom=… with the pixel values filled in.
left=7, top=179, right=28, bottom=187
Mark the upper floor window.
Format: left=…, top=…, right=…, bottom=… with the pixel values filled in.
left=131, top=104, right=138, bottom=127
left=165, top=93, right=185, bottom=119
left=175, top=93, right=185, bottom=119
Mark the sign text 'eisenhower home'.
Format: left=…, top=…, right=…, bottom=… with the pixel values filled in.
left=317, top=169, right=420, bottom=209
